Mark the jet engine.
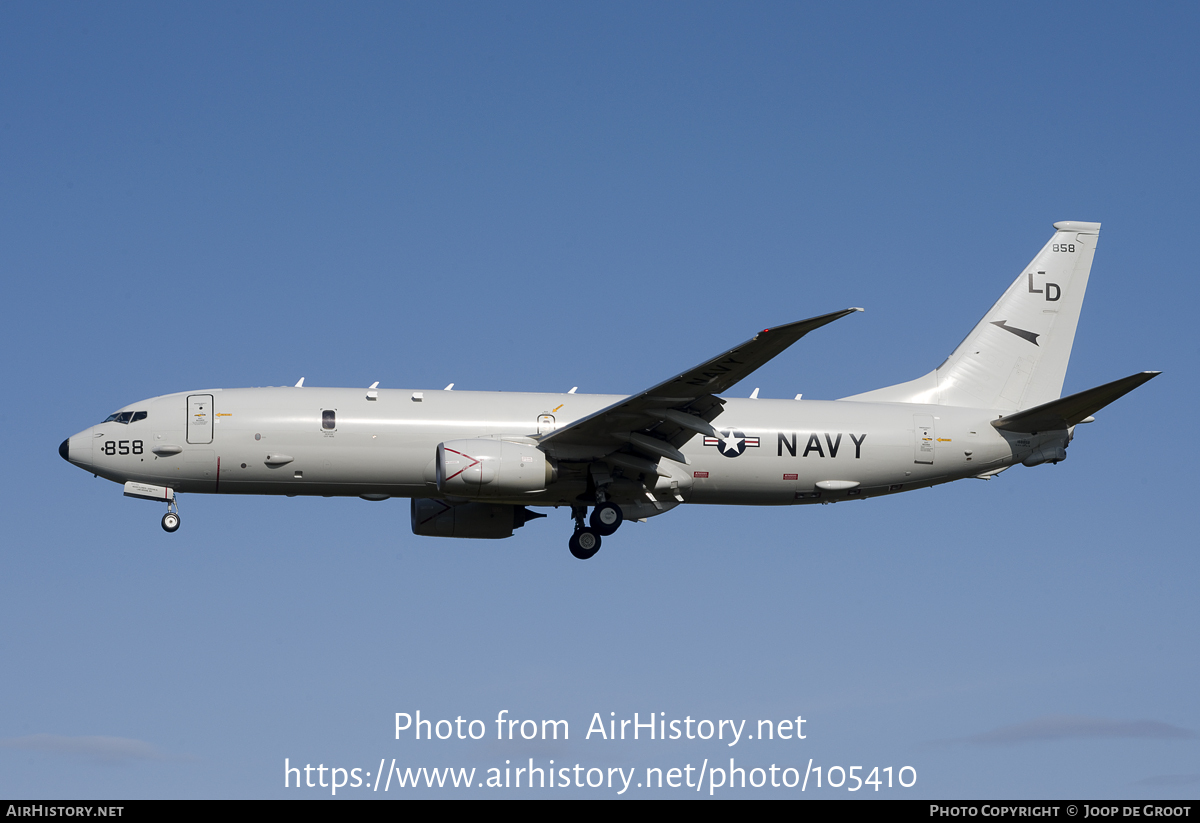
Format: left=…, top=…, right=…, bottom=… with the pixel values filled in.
left=435, top=439, right=556, bottom=497
left=411, top=498, right=545, bottom=539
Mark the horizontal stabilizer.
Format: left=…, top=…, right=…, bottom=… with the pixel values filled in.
left=991, top=371, right=1160, bottom=433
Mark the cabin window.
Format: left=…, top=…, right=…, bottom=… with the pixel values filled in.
left=322, top=410, right=336, bottom=430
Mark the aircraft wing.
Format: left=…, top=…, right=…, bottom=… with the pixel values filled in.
left=991, top=371, right=1160, bottom=433
left=537, top=308, right=862, bottom=464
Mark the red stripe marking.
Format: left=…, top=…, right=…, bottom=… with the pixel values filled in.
left=441, top=448, right=480, bottom=483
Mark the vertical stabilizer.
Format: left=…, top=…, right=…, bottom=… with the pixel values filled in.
left=843, top=221, right=1100, bottom=411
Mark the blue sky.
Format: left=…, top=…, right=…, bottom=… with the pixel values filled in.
left=2, top=2, right=1197, bottom=798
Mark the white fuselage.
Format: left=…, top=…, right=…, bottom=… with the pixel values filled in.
left=63, top=385, right=1051, bottom=511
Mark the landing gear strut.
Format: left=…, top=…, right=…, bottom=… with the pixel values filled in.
left=569, top=504, right=600, bottom=560
left=161, top=496, right=180, bottom=533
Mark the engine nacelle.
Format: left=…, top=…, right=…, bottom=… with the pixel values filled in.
left=436, top=439, right=556, bottom=498
left=411, top=499, right=544, bottom=539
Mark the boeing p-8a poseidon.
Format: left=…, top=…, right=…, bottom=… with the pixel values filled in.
left=61, top=221, right=1157, bottom=559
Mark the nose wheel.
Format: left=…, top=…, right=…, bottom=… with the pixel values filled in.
left=161, top=496, right=181, bottom=533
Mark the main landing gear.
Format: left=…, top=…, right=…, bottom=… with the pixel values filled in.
left=161, top=496, right=181, bottom=533
left=568, top=502, right=624, bottom=560
left=569, top=527, right=600, bottom=560
left=590, top=502, right=623, bottom=535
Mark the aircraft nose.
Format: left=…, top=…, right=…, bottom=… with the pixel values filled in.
left=61, top=429, right=94, bottom=468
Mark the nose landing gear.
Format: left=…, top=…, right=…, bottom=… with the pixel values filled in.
left=161, top=496, right=181, bottom=533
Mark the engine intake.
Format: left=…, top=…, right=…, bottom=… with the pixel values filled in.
left=436, top=439, right=556, bottom=497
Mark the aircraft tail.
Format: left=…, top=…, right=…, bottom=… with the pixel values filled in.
left=842, top=221, right=1101, bottom=411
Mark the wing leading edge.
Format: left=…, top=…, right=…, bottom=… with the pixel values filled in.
left=538, top=308, right=863, bottom=465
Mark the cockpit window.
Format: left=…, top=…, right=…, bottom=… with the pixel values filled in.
left=101, top=411, right=145, bottom=424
